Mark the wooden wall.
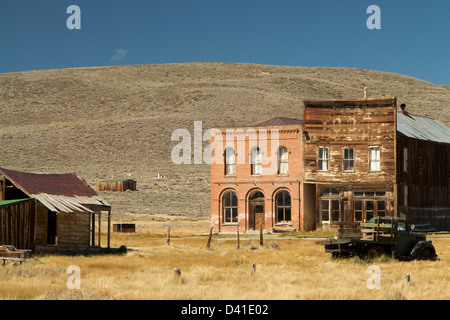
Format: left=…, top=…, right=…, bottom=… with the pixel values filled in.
left=99, top=180, right=137, bottom=192
left=34, top=202, right=91, bottom=252
left=302, top=99, right=397, bottom=185
left=0, top=199, right=36, bottom=249
left=397, top=135, right=450, bottom=230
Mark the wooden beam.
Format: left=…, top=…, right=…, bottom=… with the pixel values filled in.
left=107, top=209, right=111, bottom=249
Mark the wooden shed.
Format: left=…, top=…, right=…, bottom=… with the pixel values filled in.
left=0, top=198, right=36, bottom=250
left=99, top=179, right=137, bottom=192
left=0, top=168, right=112, bottom=252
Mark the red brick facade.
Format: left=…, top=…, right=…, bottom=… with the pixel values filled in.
left=210, top=118, right=304, bottom=233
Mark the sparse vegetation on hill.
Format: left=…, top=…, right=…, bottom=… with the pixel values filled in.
left=0, top=63, right=448, bottom=220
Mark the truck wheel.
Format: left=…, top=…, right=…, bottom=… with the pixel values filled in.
left=417, top=247, right=435, bottom=260
left=366, top=246, right=384, bottom=260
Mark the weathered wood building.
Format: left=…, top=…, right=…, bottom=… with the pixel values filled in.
left=302, top=98, right=450, bottom=231
left=99, top=179, right=137, bottom=192
left=0, top=168, right=112, bottom=252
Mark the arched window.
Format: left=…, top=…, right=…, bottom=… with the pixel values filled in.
left=222, top=190, right=238, bottom=223
left=276, top=190, right=291, bottom=223
left=224, top=147, right=235, bottom=176
left=277, top=146, right=289, bottom=175
left=250, top=147, right=262, bottom=175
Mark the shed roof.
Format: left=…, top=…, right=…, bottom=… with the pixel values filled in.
left=253, top=117, right=303, bottom=127
left=397, top=112, right=450, bottom=144
left=0, top=168, right=110, bottom=214
left=0, top=198, right=33, bottom=208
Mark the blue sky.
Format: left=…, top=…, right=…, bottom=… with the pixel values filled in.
left=0, top=0, right=449, bottom=84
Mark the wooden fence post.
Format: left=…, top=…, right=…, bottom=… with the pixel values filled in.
left=167, top=226, right=171, bottom=245
left=206, top=226, right=213, bottom=249
left=237, top=225, right=240, bottom=250
left=259, top=223, right=263, bottom=247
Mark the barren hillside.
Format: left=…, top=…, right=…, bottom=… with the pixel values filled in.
left=0, top=63, right=448, bottom=221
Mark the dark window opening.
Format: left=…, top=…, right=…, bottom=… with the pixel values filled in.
left=223, top=191, right=238, bottom=223
left=47, top=210, right=57, bottom=245
left=276, top=190, right=291, bottom=223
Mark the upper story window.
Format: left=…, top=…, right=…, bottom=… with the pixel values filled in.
left=369, top=147, right=381, bottom=171
left=343, top=148, right=354, bottom=171
left=250, top=147, right=262, bottom=175
left=224, top=147, right=235, bottom=176
left=318, top=147, right=329, bottom=171
left=277, top=146, right=289, bottom=175
left=403, top=147, right=408, bottom=173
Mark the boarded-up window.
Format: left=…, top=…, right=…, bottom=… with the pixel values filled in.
left=369, top=147, right=381, bottom=171
left=277, top=146, right=289, bottom=175
left=318, top=147, right=329, bottom=171
left=403, top=147, right=408, bottom=173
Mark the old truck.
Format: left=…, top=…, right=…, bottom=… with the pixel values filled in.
left=316, top=217, right=437, bottom=260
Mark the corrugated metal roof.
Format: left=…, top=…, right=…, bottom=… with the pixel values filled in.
left=0, top=168, right=110, bottom=214
left=253, top=117, right=303, bottom=127
left=397, top=112, right=450, bottom=144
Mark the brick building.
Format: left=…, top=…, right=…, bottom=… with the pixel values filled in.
left=210, top=118, right=304, bottom=233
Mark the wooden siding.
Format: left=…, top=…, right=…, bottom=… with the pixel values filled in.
left=302, top=99, right=397, bottom=185
left=99, top=180, right=137, bottom=192
left=397, top=135, right=450, bottom=230
left=0, top=199, right=36, bottom=249
left=34, top=202, right=91, bottom=252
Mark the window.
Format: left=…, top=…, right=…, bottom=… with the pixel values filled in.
left=224, top=147, right=235, bottom=176
left=277, top=146, right=289, bottom=175
left=318, top=147, right=329, bottom=171
left=320, top=188, right=340, bottom=224
left=369, top=147, right=381, bottom=171
left=250, top=147, right=262, bottom=175
left=223, top=191, right=238, bottom=223
left=403, top=147, right=408, bottom=173
left=275, top=190, right=291, bottom=223
left=353, top=190, right=387, bottom=222
left=403, top=186, right=408, bottom=206
left=343, top=148, right=354, bottom=171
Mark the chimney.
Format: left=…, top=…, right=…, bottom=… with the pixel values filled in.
left=363, top=87, right=367, bottom=99
left=400, top=102, right=406, bottom=112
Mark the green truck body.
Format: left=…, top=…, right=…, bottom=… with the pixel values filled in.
left=316, top=217, right=437, bottom=260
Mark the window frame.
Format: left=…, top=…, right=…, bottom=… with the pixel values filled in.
left=224, top=147, right=236, bottom=176
left=250, top=147, right=262, bottom=176
left=277, top=146, right=289, bottom=175
left=222, top=190, right=239, bottom=224
left=343, top=147, right=355, bottom=172
left=318, top=147, right=329, bottom=172
left=275, top=190, right=292, bottom=224
left=369, top=146, right=381, bottom=172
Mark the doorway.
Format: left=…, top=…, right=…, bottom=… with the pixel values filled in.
left=249, top=191, right=265, bottom=230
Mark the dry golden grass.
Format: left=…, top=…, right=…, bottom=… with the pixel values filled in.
left=1, top=220, right=450, bottom=300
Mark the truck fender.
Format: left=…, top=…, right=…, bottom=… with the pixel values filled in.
left=411, top=241, right=437, bottom=260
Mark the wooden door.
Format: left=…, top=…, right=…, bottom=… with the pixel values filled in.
left=249, top=202, right=264, bottom=230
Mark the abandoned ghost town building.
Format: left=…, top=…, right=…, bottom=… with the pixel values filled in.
left=0, top=167, right=111, bottom=252
left=210, top=97, right=450, bottom=233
